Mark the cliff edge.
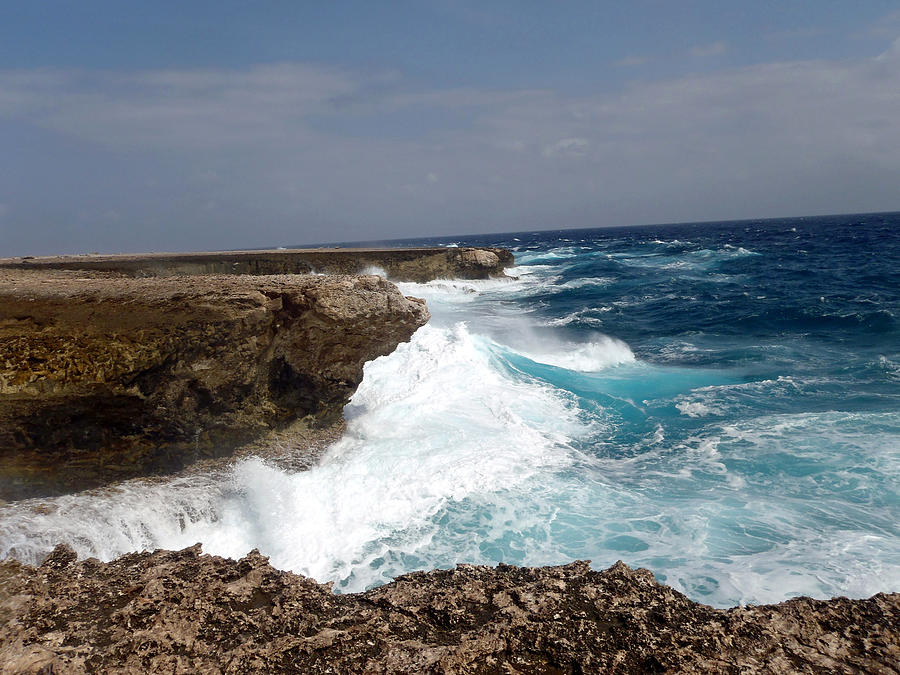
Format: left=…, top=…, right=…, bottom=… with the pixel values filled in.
left=1, top=545, right=896, bottom=673
left=0, top=270, right=429, bottom=499
left=0, top=246, right=515, bottom=283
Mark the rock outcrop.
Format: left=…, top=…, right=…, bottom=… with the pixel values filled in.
left=0, top=270, right=429, bottom=499
left=0, top=545, right=896, bottom=673
left=0, top=245, right=515, bottom=497
left=0, top=247, right=515, bottom=283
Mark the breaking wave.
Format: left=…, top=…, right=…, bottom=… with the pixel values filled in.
left=2, top=215, right=898, bottom=608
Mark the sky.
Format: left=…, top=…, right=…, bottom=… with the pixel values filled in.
left=1, top=1, right=899, bottom=255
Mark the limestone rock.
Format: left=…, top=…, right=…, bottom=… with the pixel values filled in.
left=0, top=546, right=896, bottom=673
left=0, top=271, right=429, bottom=498
left=0, top=246, right=515, bottom=283
left=456, top=248, right=501, bottom=270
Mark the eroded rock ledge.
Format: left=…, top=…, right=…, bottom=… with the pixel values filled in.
left=0, top=246, right=515, bottom=283
left=0, top=545, right=896, bottom=673
left=0, top=270, right=429, bottom=499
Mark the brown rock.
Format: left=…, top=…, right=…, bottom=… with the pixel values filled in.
left=0, top=546, right=896, bottom=673
left=0, top=271, right=429, bottom=498
left=0, top=246, right=515, bottom=283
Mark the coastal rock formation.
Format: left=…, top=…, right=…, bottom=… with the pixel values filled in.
left=0, top=270, right=429, bottom=498
left=1, top=246, right=515, bottom=283
left=0, top=545, right=896, bottom=673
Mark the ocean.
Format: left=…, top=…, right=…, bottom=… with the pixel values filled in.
left=1, top=212, right=898, bottom=608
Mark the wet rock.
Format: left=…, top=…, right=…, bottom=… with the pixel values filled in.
left=0, top=547, right=896, bottom=673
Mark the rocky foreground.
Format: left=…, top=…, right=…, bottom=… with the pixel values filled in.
left=0, top=545, right=897, bottom=674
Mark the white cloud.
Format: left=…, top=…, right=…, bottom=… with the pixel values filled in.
left=690, top=41, right=727, bottom=57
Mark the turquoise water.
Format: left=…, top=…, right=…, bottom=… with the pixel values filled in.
left=2, top=213, right=898, bottom=607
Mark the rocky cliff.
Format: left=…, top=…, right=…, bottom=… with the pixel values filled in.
left=0, top=246, right=515, bottom=283
left=0, top=270, right=429, bottom=499
left=0, top=545, right=896, bottom=673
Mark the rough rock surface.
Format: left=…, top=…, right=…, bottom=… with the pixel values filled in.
left=0, top=247, right=515, bottom=283
left=0, top=270, right=429, bottom=498
left=0, top=545, right=896, bottom=674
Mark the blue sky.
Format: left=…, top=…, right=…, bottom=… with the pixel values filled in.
left=1, top=1, right=899, bottom=254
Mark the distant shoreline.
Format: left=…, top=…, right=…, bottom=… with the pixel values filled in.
left=0, top=245, right=513, bottom=283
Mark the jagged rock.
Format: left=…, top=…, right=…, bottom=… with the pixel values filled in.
left=0, top=545, right=896, bottom=673
left=0, top=271, right=429, bottom=498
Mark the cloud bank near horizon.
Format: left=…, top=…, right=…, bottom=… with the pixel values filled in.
left=1, top=40, right=899, bottom=255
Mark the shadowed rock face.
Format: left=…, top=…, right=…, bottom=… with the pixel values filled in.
left=0, top=271, right=429, bottom=498
left=0, top=545, right=896, bottom=674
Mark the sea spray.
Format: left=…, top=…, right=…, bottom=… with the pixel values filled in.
left=0, top=322, right=593, bottom=592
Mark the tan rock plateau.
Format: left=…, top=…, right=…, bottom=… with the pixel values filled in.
left=0, top=246, right=515, bottom=283
left=0, top=269, right=429, bottom=498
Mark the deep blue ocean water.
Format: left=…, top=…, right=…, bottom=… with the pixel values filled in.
left=2, top=212, right=898, bottom=607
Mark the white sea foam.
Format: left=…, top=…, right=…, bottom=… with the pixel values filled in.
left=675, top=400, right=723, bottom=417
left=618, top=245, right=759, bottom=273
left=514, top=247, right=579, bottom=264
left=568, top=410, right=900, bottom=605
left=543, top=308, right=610, bottom=328
left=645, top=239, right=694, bottom=246
left=560, top=277, right=615, bottom=290
left=0, top=323, right=587, bottom=591
left=514, top=335, right=635, bottom=372
left=667, top=376, right=803, bottom=416
left=360, top=265, right=388, bottom=277
left=393, top=273, right=562, bottom=318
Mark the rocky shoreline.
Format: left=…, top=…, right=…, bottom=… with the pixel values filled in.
left=1, top=247, right=898, bottom=672
left=0, top=246, right=513, bottom=499
left=1, top=545, right=897, bottom=673
left=0, top=269, right=429, bottom=499
left=0, top=246, right=515, bottom=283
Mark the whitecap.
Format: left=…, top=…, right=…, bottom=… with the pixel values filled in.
left=512, top=334, right=635, bottom=372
